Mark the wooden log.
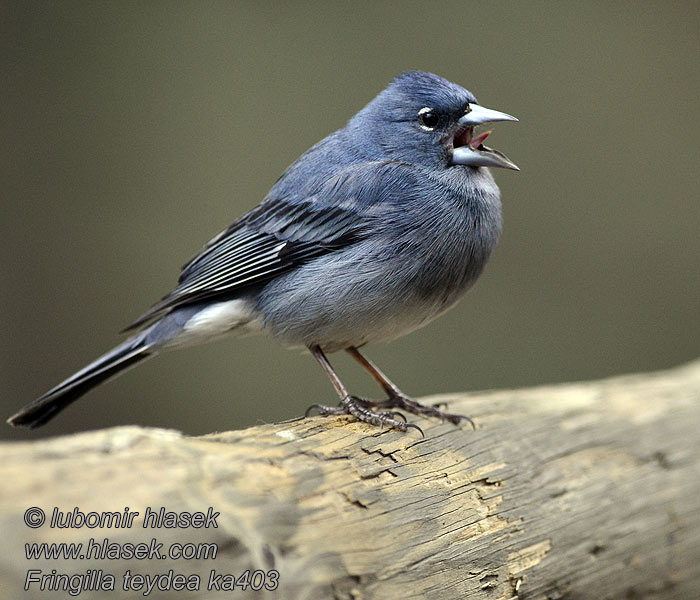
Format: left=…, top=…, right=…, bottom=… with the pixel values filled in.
left=2, top=360, right=700, bottom=599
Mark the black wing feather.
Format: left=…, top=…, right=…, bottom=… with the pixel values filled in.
left=122, top=162, right=398, bottom=332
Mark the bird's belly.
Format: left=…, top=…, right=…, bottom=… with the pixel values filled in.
left=324, top=296, right=457, bottom=351
left=268, top=295, right=456, bottom=353
left=254, top=246, right=473, bottom=352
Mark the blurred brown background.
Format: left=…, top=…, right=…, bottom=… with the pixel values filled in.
left=2, top=1, right=699, bottom=440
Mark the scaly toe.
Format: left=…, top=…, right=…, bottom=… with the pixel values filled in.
left=305, top=396, right=423, bottom=435
left=388, top=395, right=475, bottom=429
left=304, top=403, right=347, bottom=418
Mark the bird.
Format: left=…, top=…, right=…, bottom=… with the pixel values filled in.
left=8, top=70, right=518, bottom=433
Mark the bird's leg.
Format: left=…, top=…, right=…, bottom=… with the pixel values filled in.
left=305, top=345, right=420, bottom=434
left=346, top=347, right=474, bottom=428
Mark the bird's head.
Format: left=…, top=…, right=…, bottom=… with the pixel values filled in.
left=349, top=71, right=518, bottom=171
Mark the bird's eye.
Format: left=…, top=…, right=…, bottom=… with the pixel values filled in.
left=418, top=107, right=439, bottom=130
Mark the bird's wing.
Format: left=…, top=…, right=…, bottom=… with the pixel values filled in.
left=124, top=161, right=403, bottom=331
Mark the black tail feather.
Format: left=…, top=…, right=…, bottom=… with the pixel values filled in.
left=8, top=340, right=152, bottom=429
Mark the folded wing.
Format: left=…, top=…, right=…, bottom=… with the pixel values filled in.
left=124, top=161, right=403, bottom=331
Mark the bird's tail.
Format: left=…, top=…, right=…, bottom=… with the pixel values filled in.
left=7, top=337, right=154, bottom=429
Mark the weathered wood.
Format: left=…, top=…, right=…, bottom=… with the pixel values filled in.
left=2, top=361, right=700, bottom=599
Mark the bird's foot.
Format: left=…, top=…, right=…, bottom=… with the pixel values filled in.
left=305, top=396, right=422, bottom=436
left=367, top=393, right=475, bottom=429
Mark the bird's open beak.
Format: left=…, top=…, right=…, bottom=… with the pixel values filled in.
left=450, top=104, right=519, bottom=171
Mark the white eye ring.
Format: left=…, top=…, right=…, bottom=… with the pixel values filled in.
left=417, top=107, right=439, bottom=130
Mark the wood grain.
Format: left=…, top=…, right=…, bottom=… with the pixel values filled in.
left=3, top=361, right=700, bottom=599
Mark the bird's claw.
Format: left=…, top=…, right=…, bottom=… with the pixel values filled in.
left=430, top=401, right=475, bottom=429
left=303, top=396, right=419, bottom=435
left=304, top=393, right=470, bottom=436
left=379, top=410, right=407, bottom=422
left=449, top=413, right=476, bottom=430
left=404, top=422, right=425, bottom=437
left=381, top=393, right=475, bottom=429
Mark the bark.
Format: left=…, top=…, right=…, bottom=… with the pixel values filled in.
left=2, top=361, right=700, bottom=599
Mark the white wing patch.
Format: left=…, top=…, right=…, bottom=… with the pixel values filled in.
left=171, top=299, right=263, bottom=347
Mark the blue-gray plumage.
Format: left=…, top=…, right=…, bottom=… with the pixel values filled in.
left=8, top=71, right=518, bottom=431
